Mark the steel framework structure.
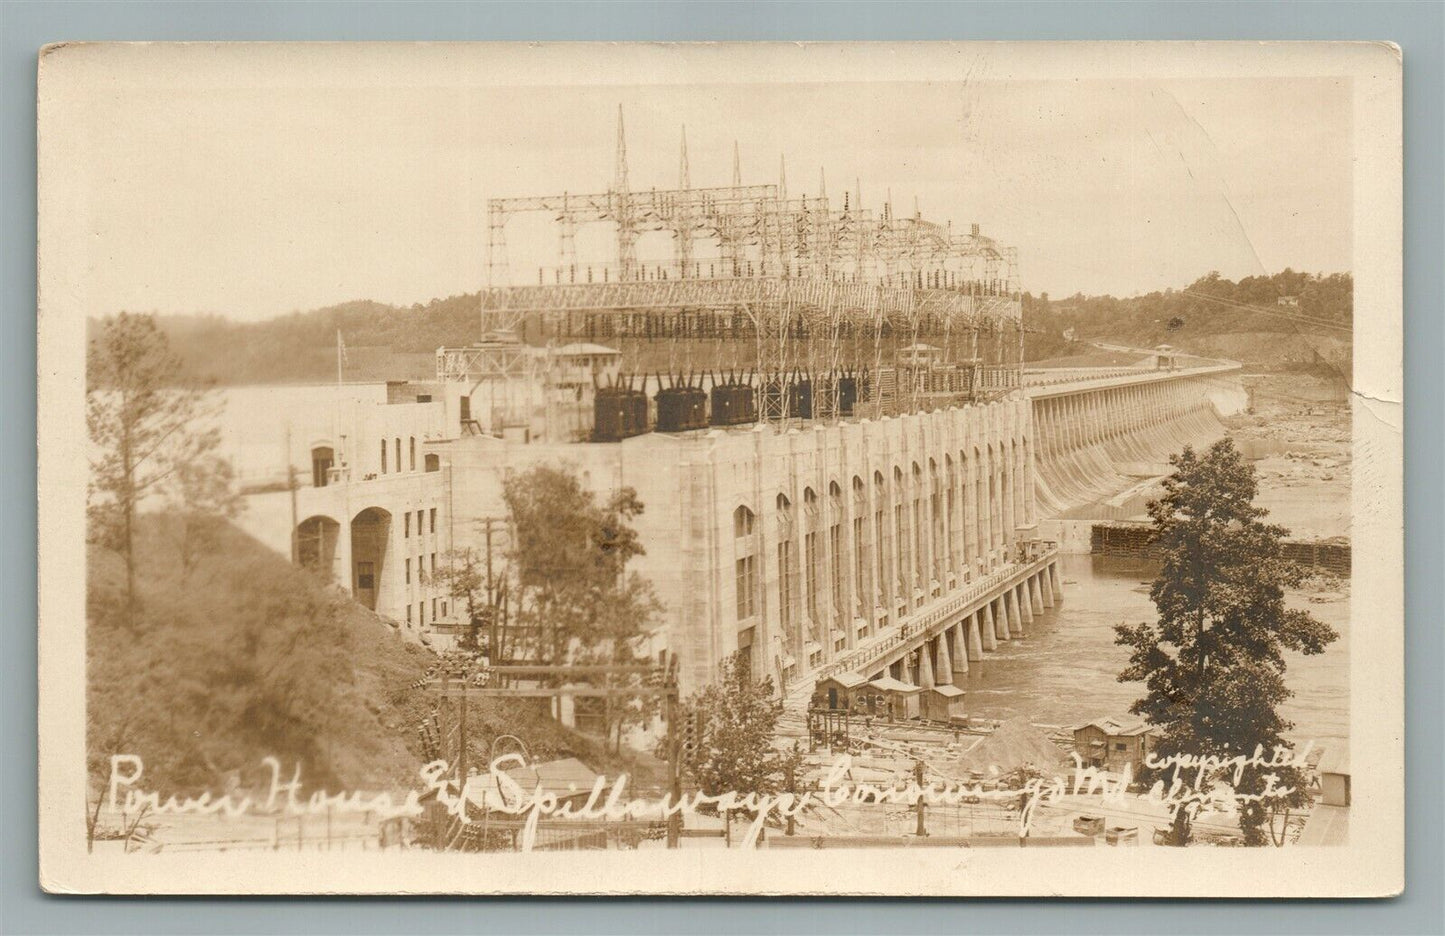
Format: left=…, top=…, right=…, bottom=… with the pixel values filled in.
left=458, top=108, right=1024, bottom=421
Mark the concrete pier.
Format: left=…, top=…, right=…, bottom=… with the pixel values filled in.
left=1006, top=589, right=1024, bottom=637
left=966, top=613, right=984, bottom=661
left=804, top=546, right=1061, bottom=702
left=951, top=623, right=969, bottom=672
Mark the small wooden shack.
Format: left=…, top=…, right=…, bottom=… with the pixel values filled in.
left=1318, top=749, right=1350, bottom=807
left=867, top=675, right=923, bottom=721
left=814, top=671, right=869, bottom=712
left=922, top=684, right=966, bottom=722
left=502, top=757, right=602, bottom=810
left=1073, top=715, right=1154, bottom=777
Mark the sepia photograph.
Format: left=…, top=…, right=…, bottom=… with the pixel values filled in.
left=36, top=40, right=1403, bottom=897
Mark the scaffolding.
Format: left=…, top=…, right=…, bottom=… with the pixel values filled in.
left=450, top=107, right=1024, bottom=430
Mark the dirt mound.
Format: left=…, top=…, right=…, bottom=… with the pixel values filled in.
left=958, top=716, right=1069, bottom=776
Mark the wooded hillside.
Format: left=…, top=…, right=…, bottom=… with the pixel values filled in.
left=93, top=268, right=1351, bottom=386
left=1023, top=270, right=1352, bottom=370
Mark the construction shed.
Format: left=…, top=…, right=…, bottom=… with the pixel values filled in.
left=866, top=676, right=923, bottom=721
left=814, top=671, right=869, bottom=711
left=922, top=684, right=966, bottom=723
left=501, top=757, right=602, bottom=809
left=1072, top=715, right=1154, bottom=777
left=1317, top=749, right=1350, bottom=807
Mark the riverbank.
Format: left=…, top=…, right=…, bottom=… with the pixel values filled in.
left=1226, top=378, right=1351, bottom=541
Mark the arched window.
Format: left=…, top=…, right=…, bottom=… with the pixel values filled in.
left=987, top=444, right=999, bottom=553
left=958, top=449, right=970, bottom=569
left=828, top=482, right=844, bottom=633
left=894, top=467, right=908, bottom=595
left=911, top=463, right=925, bottom=589
left=930, top=459, right=943, bottom=584
left=394, top=438, right=402, bottom=474
left=380, top=440, right=387, bottom=474
left=972, top=445, right=985, bottom=567
left=802, top=488, right=820, bottom=624
left=878, top=470, right=890, bottom=603
left=776, top=495, right=794, bottom=640
left=311, top=446, right=334, bottom=488
left=409, top=437, right=416, bottom=471
left=852, top=477, right=869, bottom=620
left=733, top=506, right=757, bottom=622
left=944, top=455, right=957, bottom=575
left=735, top=504, right=756, bottom=538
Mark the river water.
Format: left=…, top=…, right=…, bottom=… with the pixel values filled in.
left=951, top=553, right=1351, bottom=755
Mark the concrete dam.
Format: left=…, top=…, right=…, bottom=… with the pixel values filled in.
left=239, top=351, right=1248, bottom=702
left=795, top=358, right=1248, bottom=694
left=1028, top=361, right=1248, bottom=548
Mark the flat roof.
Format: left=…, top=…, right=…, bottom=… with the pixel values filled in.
left=869, top=676, right=923, bottom=694
left=1318, top=748, right=1350, bottom=776
left=1294, top=804, right=1350, bottom=847
left=554, top=343, right=621, bottom=357
left=503, top=757, right=600, bottom=796
left=1076, top=715, right=1152, bottom=736
left=819, top=672, right=869, bottom=689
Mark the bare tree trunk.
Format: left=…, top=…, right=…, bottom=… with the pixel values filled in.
left=120, top=419, right=137, bottom=629
left=122, top=492, right=136, bottom=628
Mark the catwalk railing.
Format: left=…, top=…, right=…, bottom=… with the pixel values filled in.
left=815, top=542, right=1059, bottom=682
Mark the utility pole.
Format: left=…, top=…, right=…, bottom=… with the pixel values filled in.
left=665, top=653, right=683, bottom=849
left=484, top=518, right=496, bottom=667
left=285, top=423, right=298, bottom=565
left=425, top=660, right=681, bottom=847
left=785, top=743, right=799, bottom=837
left=457, top=687, right=469, bottom=797
left=914, top=759, right=927, bottom=838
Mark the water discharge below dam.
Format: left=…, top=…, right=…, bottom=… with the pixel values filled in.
left=948, top=551, right=1350, bottom=757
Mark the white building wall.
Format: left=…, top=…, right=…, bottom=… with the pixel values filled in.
left=435, top=394, right=1035, bottom=694
left=228, top=387, right=455, bottom=628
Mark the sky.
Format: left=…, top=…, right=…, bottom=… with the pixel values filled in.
left=62, top=62, right=1352, bottom=322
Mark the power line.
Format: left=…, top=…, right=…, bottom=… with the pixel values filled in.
left=1179, top=290, right=1352, bottom=333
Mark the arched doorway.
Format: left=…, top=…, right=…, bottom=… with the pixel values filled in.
left=294, top=515, right=340, bottom=582
left=350, top=507, right=392, bottom=611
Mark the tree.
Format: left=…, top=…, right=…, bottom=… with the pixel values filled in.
left=87, top=312, right=229, bottom=625
left=170, top=454, right=241, bottom=574
left=682, top=651, right=787, bottom=833
left=1115, top=439, right=1338, bottom=845
left=431, top=545, right=492, bottom=654
left=502, top=465, right=662, bottom=750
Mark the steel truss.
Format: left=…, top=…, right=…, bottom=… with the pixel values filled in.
left=468, top=108, right=1025, bottom=421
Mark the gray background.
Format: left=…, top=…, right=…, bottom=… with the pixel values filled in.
left=3, top=2, right=1440, bottom=933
